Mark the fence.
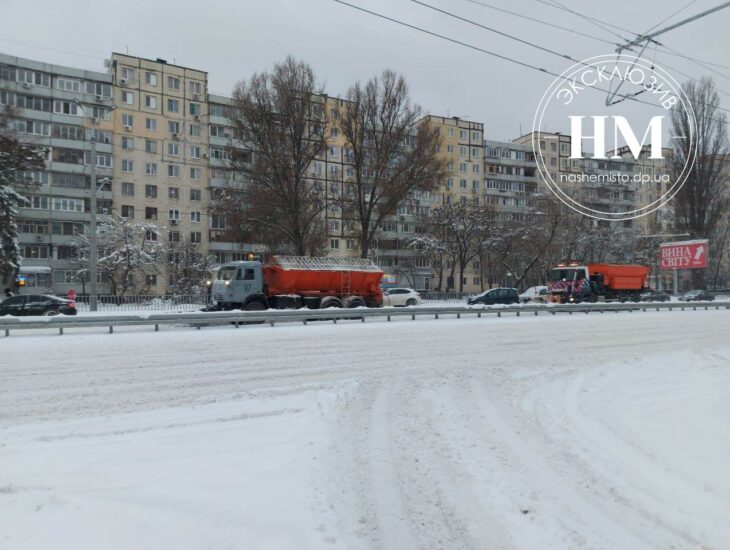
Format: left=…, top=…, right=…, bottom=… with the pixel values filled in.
left=74, top=294, right=211, bottom=312
left=2, top=301, right=728, bottom=337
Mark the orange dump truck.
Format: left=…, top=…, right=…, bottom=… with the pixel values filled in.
left=208, top=255, right=384, bottom=310
left=547, top=261, right=650, bottom=303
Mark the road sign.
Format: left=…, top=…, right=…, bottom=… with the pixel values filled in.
left=659, top=239, right=708, bottom=270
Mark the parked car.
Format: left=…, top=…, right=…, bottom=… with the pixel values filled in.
left=678, top=289, right=715, bottom=302
left=382, top=288, right=422, bottom=307
left=0, top=294, right=77, bottom=316
left=467, top=287, right=519, bottom=306
left=640, top=290, right=671, bottom=302
left=519, top=285, right=548, bottom=303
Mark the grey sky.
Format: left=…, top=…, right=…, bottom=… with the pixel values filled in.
left=2, top=0, right=728, bottom=141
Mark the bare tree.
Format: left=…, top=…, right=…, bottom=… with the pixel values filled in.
left=225, top=56, right=329, bottom=256
left=0, top=104, right=46, bottom=285
left=340, top=70, right=446, bottom=259
left=433, top=203, right=494, bottom=292
left=671, top=76, right=729, bottom=288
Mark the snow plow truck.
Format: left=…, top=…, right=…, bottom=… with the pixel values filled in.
left=206, top=256, right=384, bottom=311
left=547, top=261, right=650, bottom=303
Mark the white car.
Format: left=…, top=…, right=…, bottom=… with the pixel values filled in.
left=519, top=285, right=548, bottom=303
left=382, top=288, right=422, bottom=307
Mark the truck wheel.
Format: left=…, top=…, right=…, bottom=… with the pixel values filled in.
left=320, top=297, right=342, bottom=309
left=244, top=301, right=267, bottom=311
left=346, top=297, right=366, bottom=308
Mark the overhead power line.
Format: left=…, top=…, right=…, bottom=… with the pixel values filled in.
left=407, top=0, right=730, bottom=116
left=331, top=0, right=730, bottom=125
left=617, top=1, right=730, bottom=52
left=461, top=0, right=619, bottom=48
left=536, top=0, right=730, bottom=77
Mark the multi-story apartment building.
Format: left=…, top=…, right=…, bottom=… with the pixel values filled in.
left=0, top=52, right=115, bottom=295
left=4, top=50, right=679, bottom=297
left=109, top=53, right=210, bottom=292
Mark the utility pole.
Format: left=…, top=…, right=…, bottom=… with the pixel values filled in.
left=88, top=122, right=99, bottom=311
left=75, top=99, right=115, bottom=311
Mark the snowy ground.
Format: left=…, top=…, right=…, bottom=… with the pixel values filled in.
left=1, top=310, right=729, bottom=549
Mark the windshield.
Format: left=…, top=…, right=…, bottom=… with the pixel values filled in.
left=217, top=266, right=237, bottom=281
left=548, top=268, right=575, bottom=282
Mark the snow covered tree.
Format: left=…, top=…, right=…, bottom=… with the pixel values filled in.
left=72, top=215, right=161, bottom=296
left=164, top=237, right=212, bottom=295
left=0, top=105, right=46, bottom=285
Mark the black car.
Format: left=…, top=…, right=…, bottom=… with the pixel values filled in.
left=678, top=290, right=715, bottom=302
left=467, top=287, right=519, bottom=306
left=0, top=294, right=77, bottom=316
left=640, top=290, right=671, bottom=302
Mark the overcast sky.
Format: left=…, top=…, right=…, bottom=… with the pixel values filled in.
left=2, top=0, right=728, bottom=141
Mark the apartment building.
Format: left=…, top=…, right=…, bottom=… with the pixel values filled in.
left=109, top=53, right=210, bottom=292
left=0, top=52, right=115, bottom=295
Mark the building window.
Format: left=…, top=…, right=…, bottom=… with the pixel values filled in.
left=190, top=188, right=201, bottom=201
left=145, top=230, right=158, bottom=242
left=167, top=98, right=179, bottom=113
left=145, top=207, right=158, bottom=220
left=459, top=163, right=467, bottom=173
left=145, top=95, right=157, bottom=109
left=146, top=118, right=157, bottom=130
left=145, top=163, right=158, bottom=176
left=122, top=91, right=134, bottom=104
left=168, top=142, right=179, bottom=156
left=121, top=205, right=134, bottom=218
left=121, top=67, right=135, bottom=82
left=145, top=139, right=158, bottom=154
left=23, top=245, right=49, bottom=259
left=122, top=182, right=134, bottom=196
left=56, top=78, right=80, bottom=92
left=86, top=81, right=112, bottom=98
left=168, top=165, right=180, bottom=177
left=189, top=80, right=202, bottom=95
left=189, top=102, right=200, bottom=116
left=167, top=76, right=180, bottom=90
left=168, top=208, right=179, bottom=221
left=168, top=121, right=180, bottom=135
left=190, top=231, right=202, bottom=244
left=121, top=159, right=134, bottom=173
left=146, top=274, right=157, bottom=286
left=168, top=231, right=180, bottom=243
left=168, top=187, right=179, bottom=199
left=145, top=184, right=158, bottom=198
left=190, top=146, right=201, bottom=159
left=121, top=136, right=134, bottom=149
left=53, top=100, right=79, bottom=115
left=190, top=211, right=201, bottom=223
left=145, top=72, right=157, bottom=87
left=121, top=113, right=133, bottom=128
left=190, top=167, right=201, bottom=180
left=330, top=239, right=339, bottom=249
left=189, top=123, right=201, bottom=137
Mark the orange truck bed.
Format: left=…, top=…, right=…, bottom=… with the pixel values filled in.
left=588, top=263, right=649, bottom=291
left=262, top=256, right=384, bottom=301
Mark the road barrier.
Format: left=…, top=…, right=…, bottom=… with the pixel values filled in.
left=1, top=301, right=728, bottom=337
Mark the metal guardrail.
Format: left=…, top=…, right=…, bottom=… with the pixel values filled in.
left=1, top=301, right=728, bottom=337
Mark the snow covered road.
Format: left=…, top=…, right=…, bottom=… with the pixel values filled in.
left=1, top=310, right=729, bottom=549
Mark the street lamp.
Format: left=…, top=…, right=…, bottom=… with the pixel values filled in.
left=74, top=99, right=116, bottom=311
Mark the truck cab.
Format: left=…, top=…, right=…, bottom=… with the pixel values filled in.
left=547, top=264, right=591, bottom=303
left=210, top=261, right=266, bottom=309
